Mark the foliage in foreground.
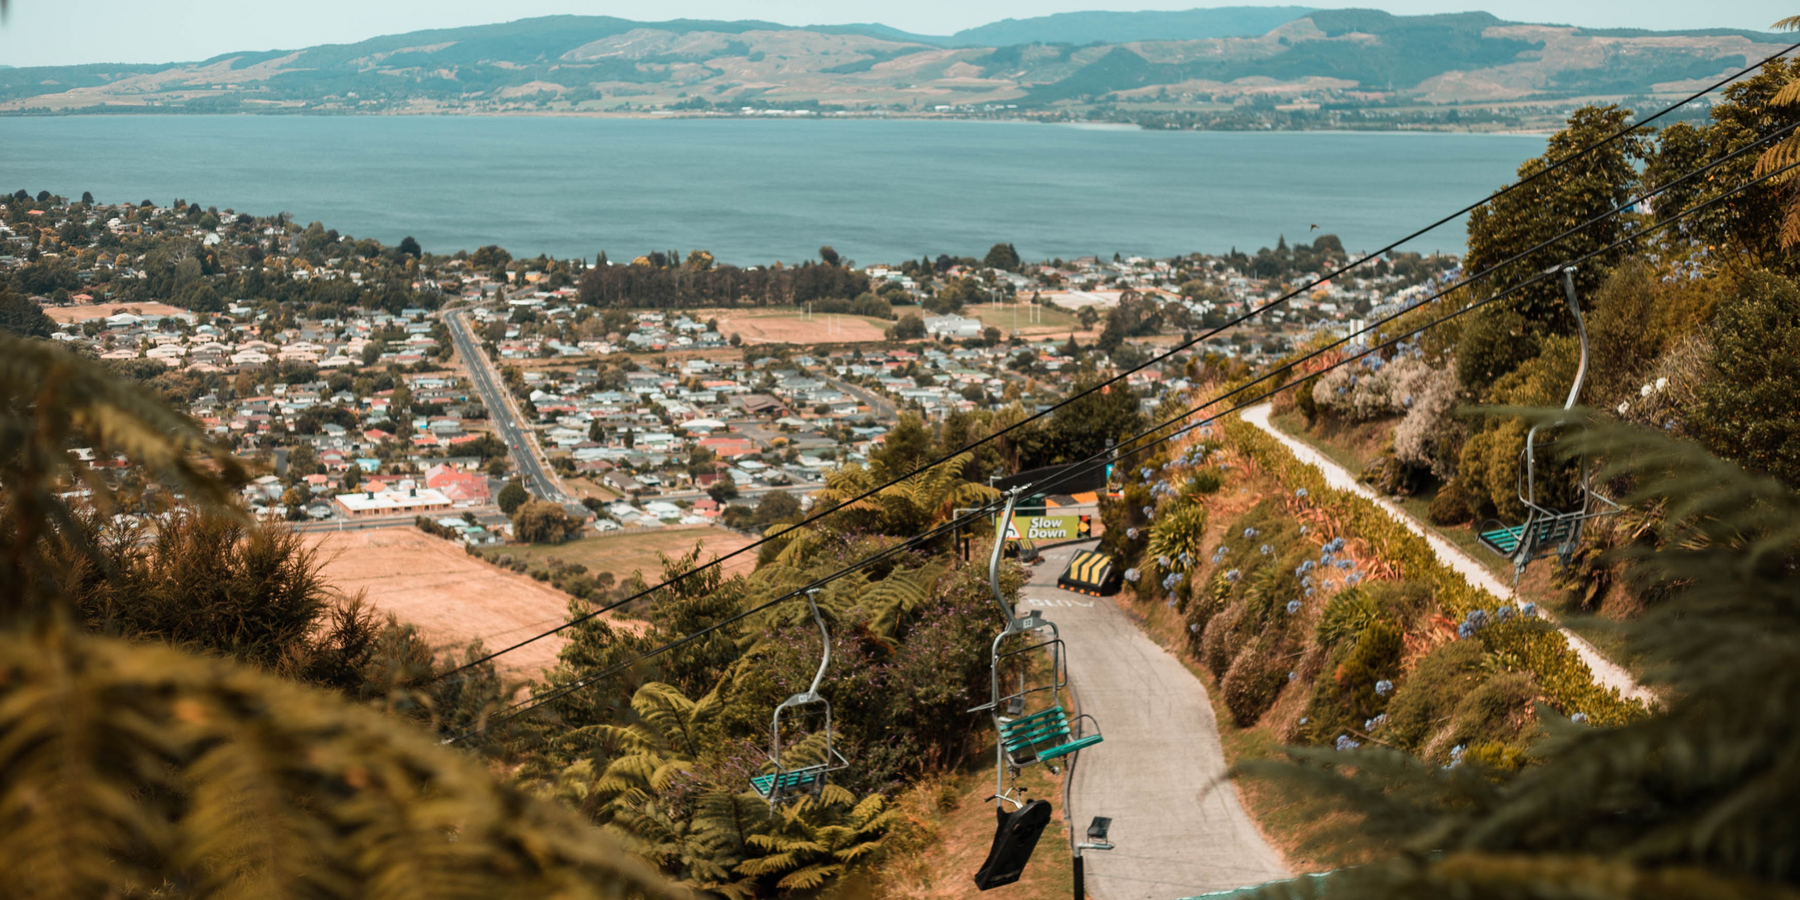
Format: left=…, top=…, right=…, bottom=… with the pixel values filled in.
left=1233, top=414, right=1800, bottom=899
left=0, top=332, right=680, bottom=898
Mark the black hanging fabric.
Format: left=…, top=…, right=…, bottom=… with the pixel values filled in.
left=973, top=799, right=1053, bottom=891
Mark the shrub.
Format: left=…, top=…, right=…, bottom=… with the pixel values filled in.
left=1446, top=671, right=1540, bottom=769
left=1299, top=621, right=1403, bottom=745
left=1383, top=640, right=1485, bottom=752
left=1427, top=477, right=1478, bottom=525
left=1222, top=639, right=1290, bottom=727
left=1202, top=601, right=1251, bottom=679
left=1690, top=269, right=1800, bottom=487
left=1455, top=302, right=1539, bottom=397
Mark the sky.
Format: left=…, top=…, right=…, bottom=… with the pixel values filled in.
left=0, top=1, right=1790, bottom=69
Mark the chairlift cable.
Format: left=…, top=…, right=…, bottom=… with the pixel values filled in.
left=444, top=158, right=1796, bottom=745
left=432, top=47, right=1796, bottom=681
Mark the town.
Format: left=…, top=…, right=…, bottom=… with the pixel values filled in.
left=1, top=189, right=1459, bottom=545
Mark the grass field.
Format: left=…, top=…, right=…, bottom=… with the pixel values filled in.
left=46, top=301, right=190, bottom=323
left=311, top=528, right=580, bottom=675
left=482, top=526, right=759, bottom=585
left=963, top=302, right=1086, bottom=338
left=708, top=308, right=890, bottom=344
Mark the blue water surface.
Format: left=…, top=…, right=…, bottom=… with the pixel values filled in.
left=1, top=116, right=1542, bottom=264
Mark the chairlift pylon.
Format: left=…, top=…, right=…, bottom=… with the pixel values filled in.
left=749, top=588, right=848, bottom=807
left=969, top=490, right=1103, bottom=812
left=1476, top=266, right=1622, bottom=581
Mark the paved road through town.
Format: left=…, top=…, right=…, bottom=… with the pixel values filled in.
left=443, top=307, right=570, bottom=504
left=1025, top=541, right=1290, bottom=900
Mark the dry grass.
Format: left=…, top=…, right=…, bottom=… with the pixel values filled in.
left=483, top=526, right=759, bottom=585
left=310, top=528, right=583, bottom=675
left=962, top=302, right=1087, bottom=338
left=863, top=760, right=1075, bottom=900
left=709, top=309, right=890, bottom=344
left=45, top=301, right=189, bottom=323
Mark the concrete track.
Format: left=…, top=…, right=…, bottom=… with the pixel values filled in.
left=1026, top=542, right=1289, bottom=900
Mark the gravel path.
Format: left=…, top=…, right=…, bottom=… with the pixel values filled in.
left=1241, top=404, right=1652, bottom=705
left=1026, top=543, right=1290, bottom=900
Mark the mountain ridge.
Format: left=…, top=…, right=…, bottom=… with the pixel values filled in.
left=0, top=8, right=1784, bottom=126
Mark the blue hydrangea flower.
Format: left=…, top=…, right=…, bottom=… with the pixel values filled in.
left=1295, top=488, right=1308, bottom=498
left=1374, top=679, right=1393, bottom=696
left=1225, top=569, right=1241, bottom=583
left=1520, top=602, right=1538, bottom=617
left=1157, top=555, right=1172, bottom=569
left=1123, top=567, right=1141, bottom=583
left=1142, top=506, right=1155, bottom=519
left=1571, top=713, right=1590, bottom=725
left=1346, top=573, right=1362, bottom=585
left=1298, top=524, right=1309, bottom=535
left=1288, top=671, right=1299, bottom=682
left=1364, top=714, right=1387, bottom=730
left=1126, top=527, right=1139, bottom=540
left=1285, top=600, right=1302, bottom=614
left=1495, top=605, right=1516, bottom=622
left=1259, top=544, right=1273, bottom=555
left=1336, top=558, right=1353, bottom=570
left=1189, top=623, right=1200, bottom=633
left=1335, top=735, right=1361, bottom=752
left=1243, top=527, right=1258, bottom=539
left=1299, top=717, right=1309, bottom=725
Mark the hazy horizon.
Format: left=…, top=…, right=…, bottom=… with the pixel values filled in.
left=0, top=1, right=1789, bottom=69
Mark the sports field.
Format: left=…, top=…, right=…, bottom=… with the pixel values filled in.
left=482, top=525, right=760, bottom=586
left=311, top=528, right=589, bottom=675
left=962, top=302, right=1086, bottom=337
left=707, top=308, right=890, bottom=344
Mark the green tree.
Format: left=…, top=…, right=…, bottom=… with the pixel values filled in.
left=1463, top=105, right=1647, bottom=339
left=982, top=242, right=1021, bottom=271
left=888, top=313, right=925, bottom=341
left=1691, top=270, right=1800, bottom=487
left=497, top=478, right=529, bottom=515
left=513, top=498, right=580, bottom=544
left=0, top=289, right=55, bottom=338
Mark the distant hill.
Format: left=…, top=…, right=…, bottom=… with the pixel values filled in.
left=947, top=6, right=1316, bottom=46
left=0, top=9, right=1784, bottom=123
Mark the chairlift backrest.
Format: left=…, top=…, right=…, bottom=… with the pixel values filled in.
left=751, top=589, right=848, bottom=806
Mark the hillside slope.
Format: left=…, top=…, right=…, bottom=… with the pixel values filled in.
left=0, top=10, right=1783, bottom=122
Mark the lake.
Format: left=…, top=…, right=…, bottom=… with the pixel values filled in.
left=0, top=116, right=1544, bottom=264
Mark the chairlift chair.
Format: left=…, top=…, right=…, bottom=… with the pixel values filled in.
left=749, top=589, right=849, bottom=806
left=970, top=491, right=1102, bottom=810
left=1476, top=266, right=1622, bottom=581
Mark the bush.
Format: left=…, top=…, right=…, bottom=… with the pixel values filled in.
left=1202, top=601, right=1251, bottom=679
left=1691, top=269, right=1800, bottom=487
left=1382, top=640, right=1485, bottom=752
left=1222, top=639, right=1289, bottom=727
left=1455, top=302, right=1539, bottom=397
left=1427, top=477, right=1478, bottom=525
left=1299, top=620, right=1403, bottom=745
left=1446, top=671, right=1540, bottom=769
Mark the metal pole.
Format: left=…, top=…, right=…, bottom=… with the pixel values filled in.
left=1073, top=853, right=1084, bottom=900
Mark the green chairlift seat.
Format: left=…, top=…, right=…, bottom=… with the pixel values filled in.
left=999, top=706, right=1104, bottom=766
left=1478, top=515, right=1579, bottom=557
left=750, top=765, right=828, bottom=800
left=1475, top=266, right=1621, bottom=582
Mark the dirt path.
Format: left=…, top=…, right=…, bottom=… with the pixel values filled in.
left=1027, top=542, right=1289, bottom=900
left=1242, top=404, right=1652, bottom=705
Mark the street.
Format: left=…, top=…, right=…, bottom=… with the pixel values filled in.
left=443, top=306, right=571, bottom=504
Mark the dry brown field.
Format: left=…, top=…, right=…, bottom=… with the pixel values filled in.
left=46, top=301, right=190, bottom=323
left=485, top=525, right=759, bottom=585
left=710, top=309, right=888, bottom=344
left=311, top=528, right=587, bottom=675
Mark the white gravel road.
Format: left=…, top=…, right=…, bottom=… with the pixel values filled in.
left=1241, top=404, right=1652, bottom=706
